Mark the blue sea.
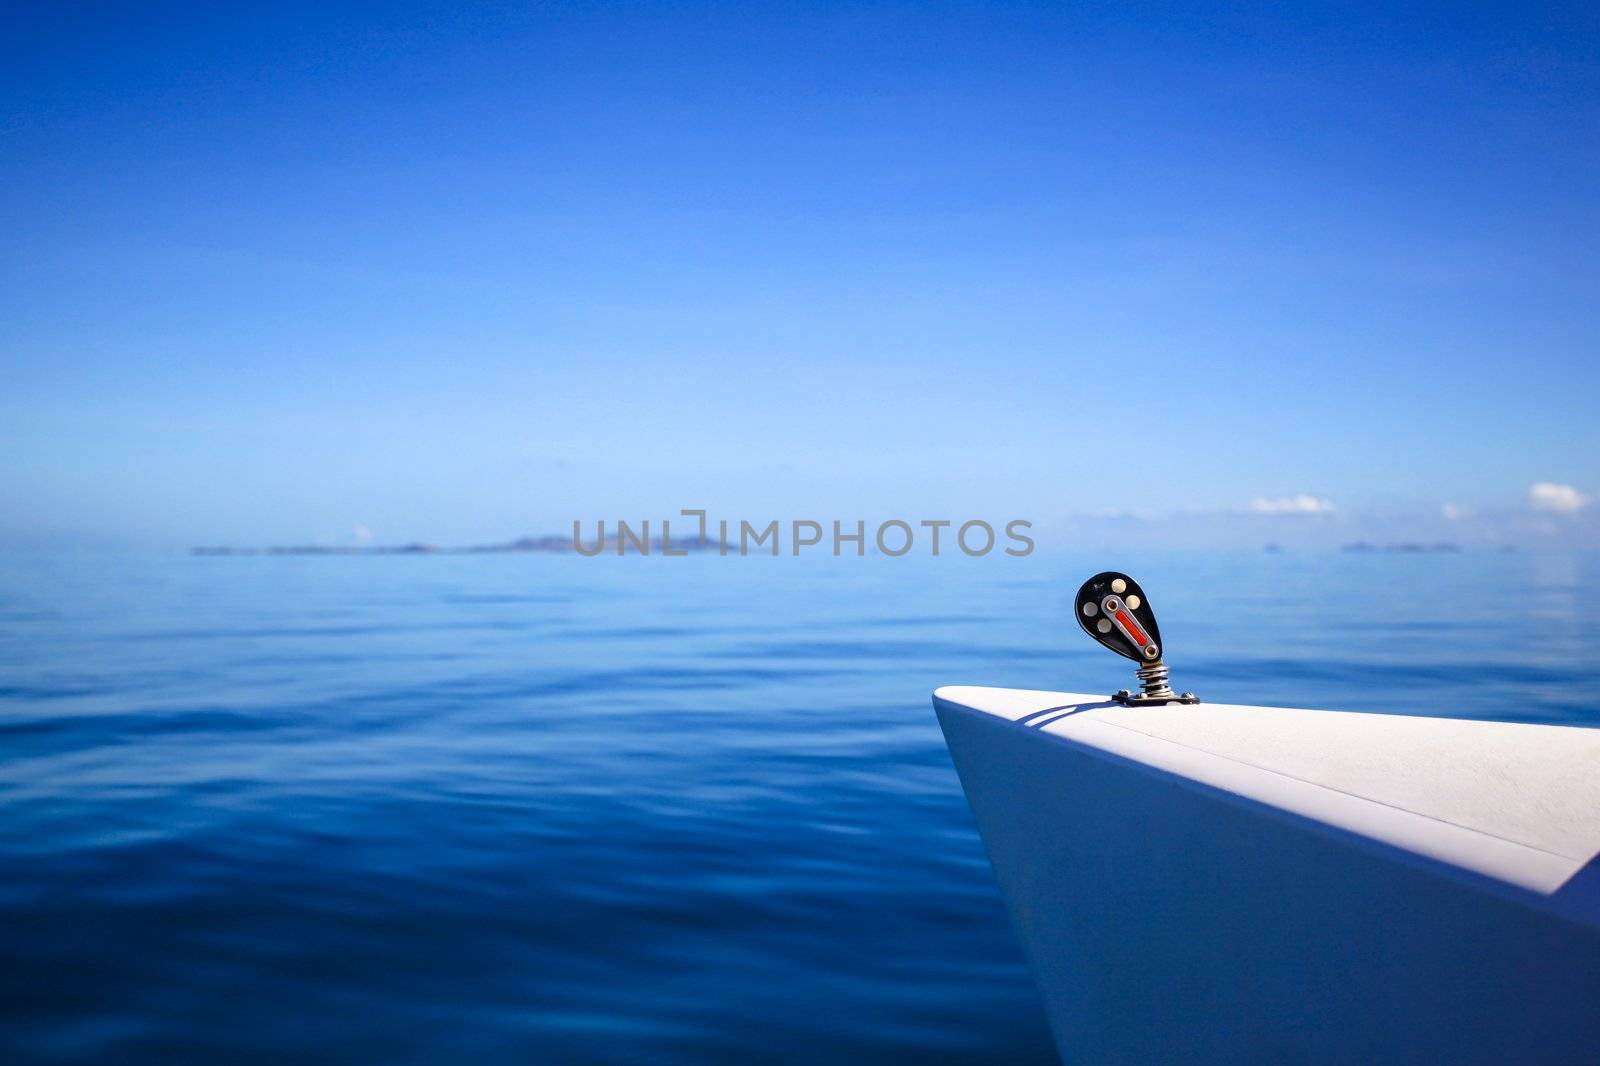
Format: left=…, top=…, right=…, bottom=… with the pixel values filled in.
left=2, top=549, right=1597, bottom=1063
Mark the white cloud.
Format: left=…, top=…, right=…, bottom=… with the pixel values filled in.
left=1528, top=482, right=1586, bottom=514
left=1442, top=503, right=1467, bottom=521
left=1247, top=494, right=1334, bottom=515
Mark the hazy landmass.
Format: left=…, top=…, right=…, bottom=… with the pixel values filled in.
left=192, top=535, right=718, bottom=556
left=194, top=537, right=1509, bottom=557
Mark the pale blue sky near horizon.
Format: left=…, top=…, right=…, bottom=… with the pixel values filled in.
left=2, top=1, right=1597, bottom=550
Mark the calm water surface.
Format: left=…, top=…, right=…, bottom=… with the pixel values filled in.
left=2, top=550, right=1597, bottom=1063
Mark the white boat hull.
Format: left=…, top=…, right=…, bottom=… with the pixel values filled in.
left=935, top=686, right=1600, bottom=1064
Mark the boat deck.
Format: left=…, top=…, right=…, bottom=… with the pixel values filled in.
left=935, top=686, right=1600, bottom=901
left=936, top=685, right=1600, bottom=1061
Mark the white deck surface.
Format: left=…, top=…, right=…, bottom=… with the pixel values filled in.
left=936, top=686, right=1600, bottom=897
left=934, top=685, right=1600, bottom=1062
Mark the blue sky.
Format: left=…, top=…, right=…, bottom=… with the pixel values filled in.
left=3, top=1, right=1596, bottom=549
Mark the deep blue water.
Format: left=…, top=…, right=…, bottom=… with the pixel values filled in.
left=2, top=549, right=1597, bottom=1063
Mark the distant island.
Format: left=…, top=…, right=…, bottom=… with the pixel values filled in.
left=195, top=537, right=1516, bottom=557
left=193, top=534, right=718, bottom=556
left=1339, top=542, right=1463, bottom=554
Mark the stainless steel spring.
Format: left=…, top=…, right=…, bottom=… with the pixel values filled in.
left=1135, top=659, right=1178, bottom=700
